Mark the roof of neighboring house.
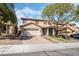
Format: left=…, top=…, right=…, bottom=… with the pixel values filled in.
left=58, top=23, right=76, bottom=26
left=67, top=27, right=75, bottom=32
left=59, top=27, right=75, bottom=32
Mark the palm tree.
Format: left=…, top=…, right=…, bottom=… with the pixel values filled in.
left=0, top=3, right=17, bottom=35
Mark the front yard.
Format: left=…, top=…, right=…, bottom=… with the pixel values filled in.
left=48, top=35, right=71, bottom=43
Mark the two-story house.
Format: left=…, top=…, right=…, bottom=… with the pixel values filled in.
left=20, top=18, right=76, bottom=36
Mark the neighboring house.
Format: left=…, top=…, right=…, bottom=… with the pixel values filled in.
left=57, top=23, right=76, bottom=36
left=20, top=18, right=76, bottom=36
left=0, top=21, right=17, bottom=35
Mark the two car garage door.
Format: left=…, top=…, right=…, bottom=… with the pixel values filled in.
left=24, top=28, right=41, bottom=36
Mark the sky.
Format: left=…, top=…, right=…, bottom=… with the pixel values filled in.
left=14, top=3, right=79, bottom=27
left=14, top=3, right=49, bottom=27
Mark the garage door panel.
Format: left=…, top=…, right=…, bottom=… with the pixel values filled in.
left=24, top=28, right=41, bottom=36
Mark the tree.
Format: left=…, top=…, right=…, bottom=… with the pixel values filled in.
left=0, top=3, right=17, bottom=24
left=42, top=3, right=79, bottom=39
left=0, top=3, right=17, bottom=35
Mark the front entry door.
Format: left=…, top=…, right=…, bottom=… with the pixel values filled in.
left=42, top=28, right=47, bottom=35
left=49, top=28, right=53, bottom=35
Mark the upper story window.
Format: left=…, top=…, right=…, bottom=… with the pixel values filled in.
left=35, top=21, right=39, bottom=24
left=48, top=22, right=51, bottom=25
left=44, top=21, right=47, bottom=24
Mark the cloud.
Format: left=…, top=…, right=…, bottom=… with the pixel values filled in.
left=15, top=7, right=42, bottom=26
left=15, top=7, right=42, bottom=19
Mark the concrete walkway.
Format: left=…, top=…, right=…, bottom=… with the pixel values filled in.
left=1, top=43, right=79, bottom=55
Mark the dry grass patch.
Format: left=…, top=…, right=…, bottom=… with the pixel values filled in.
left=49, top=35, right=71, bottom=43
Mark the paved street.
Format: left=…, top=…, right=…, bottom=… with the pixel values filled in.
left=0, top=43, right=79, bottom=56
left=1, top=47, right=79, bottom=56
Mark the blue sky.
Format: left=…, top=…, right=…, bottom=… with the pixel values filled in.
left=14, top=3, right=79, bottom=27
left=14, top=3, right=49, bottom=26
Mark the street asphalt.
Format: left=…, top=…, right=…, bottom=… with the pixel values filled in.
left=1, top=47, right=79, bottom=56
left=0, top=43, right=79, bottom=56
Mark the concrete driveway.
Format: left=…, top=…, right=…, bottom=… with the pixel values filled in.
left=0, top=36, right=55, bottom=45
left=23, top=36, right=56, bottom=44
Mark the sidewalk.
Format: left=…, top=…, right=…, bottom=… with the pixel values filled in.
left=1, top=43, right=79, bottom=55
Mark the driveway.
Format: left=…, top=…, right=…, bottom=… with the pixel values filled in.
left=23, top=36, right=56, bottom=44
left=0, top=36, right=55, bottom=45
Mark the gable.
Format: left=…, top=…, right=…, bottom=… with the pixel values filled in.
left=23, top=23, right=41, bottom=29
